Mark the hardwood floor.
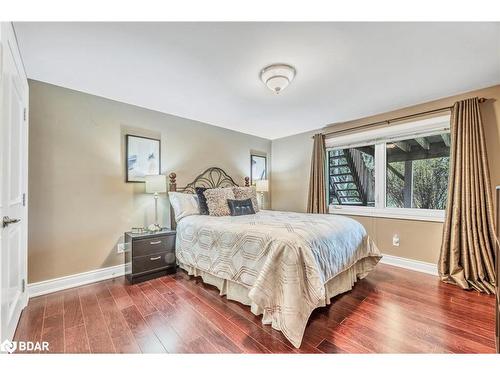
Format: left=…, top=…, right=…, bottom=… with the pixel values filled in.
left=14, top=264, right=496, bottom=353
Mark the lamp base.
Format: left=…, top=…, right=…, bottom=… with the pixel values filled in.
left=149, top=192, right=162, bottom=232
left=148, top=223, right=163, bottom=232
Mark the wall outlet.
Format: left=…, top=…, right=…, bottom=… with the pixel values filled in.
left=392, top=234, right=400, bottom=247
left=117, top=243, right=126, bottom=254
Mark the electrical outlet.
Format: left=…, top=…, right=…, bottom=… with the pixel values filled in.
left=117, top=243, right=126, bottom=254
left=392, top=234, right=400, bottom=247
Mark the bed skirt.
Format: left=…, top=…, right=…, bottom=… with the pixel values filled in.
left=178, top=255, right=380, bottom=347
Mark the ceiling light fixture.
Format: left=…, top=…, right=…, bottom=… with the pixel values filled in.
left=260, top=63, right=296, bottom=94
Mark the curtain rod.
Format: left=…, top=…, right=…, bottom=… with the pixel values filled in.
left=318, top=97, right=488, bottom=139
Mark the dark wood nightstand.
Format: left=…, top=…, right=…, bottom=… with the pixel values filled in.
left=124, top=229, right=176, bottom=284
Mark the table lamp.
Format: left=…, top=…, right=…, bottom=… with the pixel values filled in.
left=145, top=174, right=167, bottom=231
left=255, top=179, right=269, bottom=210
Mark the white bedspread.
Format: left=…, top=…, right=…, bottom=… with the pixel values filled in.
left=175, top=210, right=381, bottom=348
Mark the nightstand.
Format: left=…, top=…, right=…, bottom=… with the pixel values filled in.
left=124, top=229, right=176, bottom=284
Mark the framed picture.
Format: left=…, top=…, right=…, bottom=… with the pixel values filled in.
left=250, top=154, right=267, bottom=184
left=126, top=135, right=161, bottom=182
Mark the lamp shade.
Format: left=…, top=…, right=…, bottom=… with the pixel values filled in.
left=255, top=179, right=269, bottom=193
left=145, top=174, right=167, bottom=193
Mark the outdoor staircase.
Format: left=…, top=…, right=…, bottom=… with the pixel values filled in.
left=328, top=149, right=368, bottom=205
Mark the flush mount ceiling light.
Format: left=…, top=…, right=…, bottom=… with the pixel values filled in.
left=260, top=63, right=296, bottom=94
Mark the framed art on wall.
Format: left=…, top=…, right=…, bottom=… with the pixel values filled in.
left=126, top=134, right=161, bottom=182
left=250, top=154, right=267, bottom=184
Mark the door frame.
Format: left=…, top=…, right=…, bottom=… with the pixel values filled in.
left=0, top=21, right=29, bottom=342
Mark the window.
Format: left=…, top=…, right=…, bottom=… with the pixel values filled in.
left=326, top=115, right=451, bottom=221
left=328, top=145, right=375, bottom=207
left=386, top=133, right=449, bottom=210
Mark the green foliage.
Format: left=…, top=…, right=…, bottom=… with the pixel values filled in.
left=386, top=157, right=449, bottom=209
left=361, top=153, right=375, bottom=171
left=386, top=162, right=405, bottom=207
left=412, top=157, right=449, bottom=209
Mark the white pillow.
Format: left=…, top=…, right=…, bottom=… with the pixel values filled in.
left=168, top=192, right=200, bottom=222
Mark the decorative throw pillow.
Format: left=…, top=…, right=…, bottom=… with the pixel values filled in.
left=203, top=188, right=235, bottom=216
left=227, top=198, right=255, bottom=216
left=232, top=186, right=259, bottom=212
left=195, top=187, right=209, bottom=215
left=168, top=192, right=200, bottom=222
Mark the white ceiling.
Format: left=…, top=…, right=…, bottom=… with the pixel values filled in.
left=14, top=22, right=500, bottom=139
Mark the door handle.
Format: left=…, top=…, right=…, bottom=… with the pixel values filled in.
left=3, top=216, right=21, bottom=228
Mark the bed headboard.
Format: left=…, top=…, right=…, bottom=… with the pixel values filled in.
left=168, top=167, right=250, bottom=229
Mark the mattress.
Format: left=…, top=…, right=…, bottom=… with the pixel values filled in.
left=175, top=210, right=381, bottom=348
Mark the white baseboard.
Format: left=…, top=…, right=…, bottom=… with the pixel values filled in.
left=380, top=253, right=438, bottom=276
left=28, top=264, right=126, bottom=298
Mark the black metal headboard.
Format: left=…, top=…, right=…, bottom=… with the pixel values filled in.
left=170, top=167, right=247, bottom=194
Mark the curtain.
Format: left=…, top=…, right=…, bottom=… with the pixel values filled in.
left=439, top=97, right=497, bottom=294
left=307, top=133, right=327, bottom=214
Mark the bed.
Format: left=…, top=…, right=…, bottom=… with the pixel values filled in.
left=168, top=167, right=381, bottom=348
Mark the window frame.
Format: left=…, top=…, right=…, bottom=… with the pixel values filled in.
left=326, top=114, right=451, bottom=222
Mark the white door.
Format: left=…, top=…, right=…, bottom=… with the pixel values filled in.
left=0, top=22, right=29, bottom=342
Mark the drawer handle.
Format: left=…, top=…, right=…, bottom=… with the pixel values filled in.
left=150, top=256, right=162, bottom=261
left=150, top=240, right=162, bottom=245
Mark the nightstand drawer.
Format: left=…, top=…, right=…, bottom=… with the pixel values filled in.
left=125, top=229, right=177, bottom=284
left=132, top=235, right=175, bottom=258
left=132, top=251, right=176, bottom=275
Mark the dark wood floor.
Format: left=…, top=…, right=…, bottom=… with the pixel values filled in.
left=14, top=263, right=496, bottom=353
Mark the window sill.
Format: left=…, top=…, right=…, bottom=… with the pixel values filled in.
left=328, top=205, right=445, bottom=223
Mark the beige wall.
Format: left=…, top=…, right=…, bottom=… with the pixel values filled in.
left=271, top=129, right=317, bottom=213
left=28, top=80, right=271, bottom=283
left=271, top=85, right=500, bottom=264
left=28, top=80, right=500, bottom=281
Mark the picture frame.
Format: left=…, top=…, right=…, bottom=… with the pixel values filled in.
left=250, top=154, right=267, bottom=184
left=126, top=134, right=161, bottom=183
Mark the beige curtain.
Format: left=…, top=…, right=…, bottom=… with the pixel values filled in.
left=307, top=134, right=327, bottom=214
left=439, top=97, right=497, bottom=294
